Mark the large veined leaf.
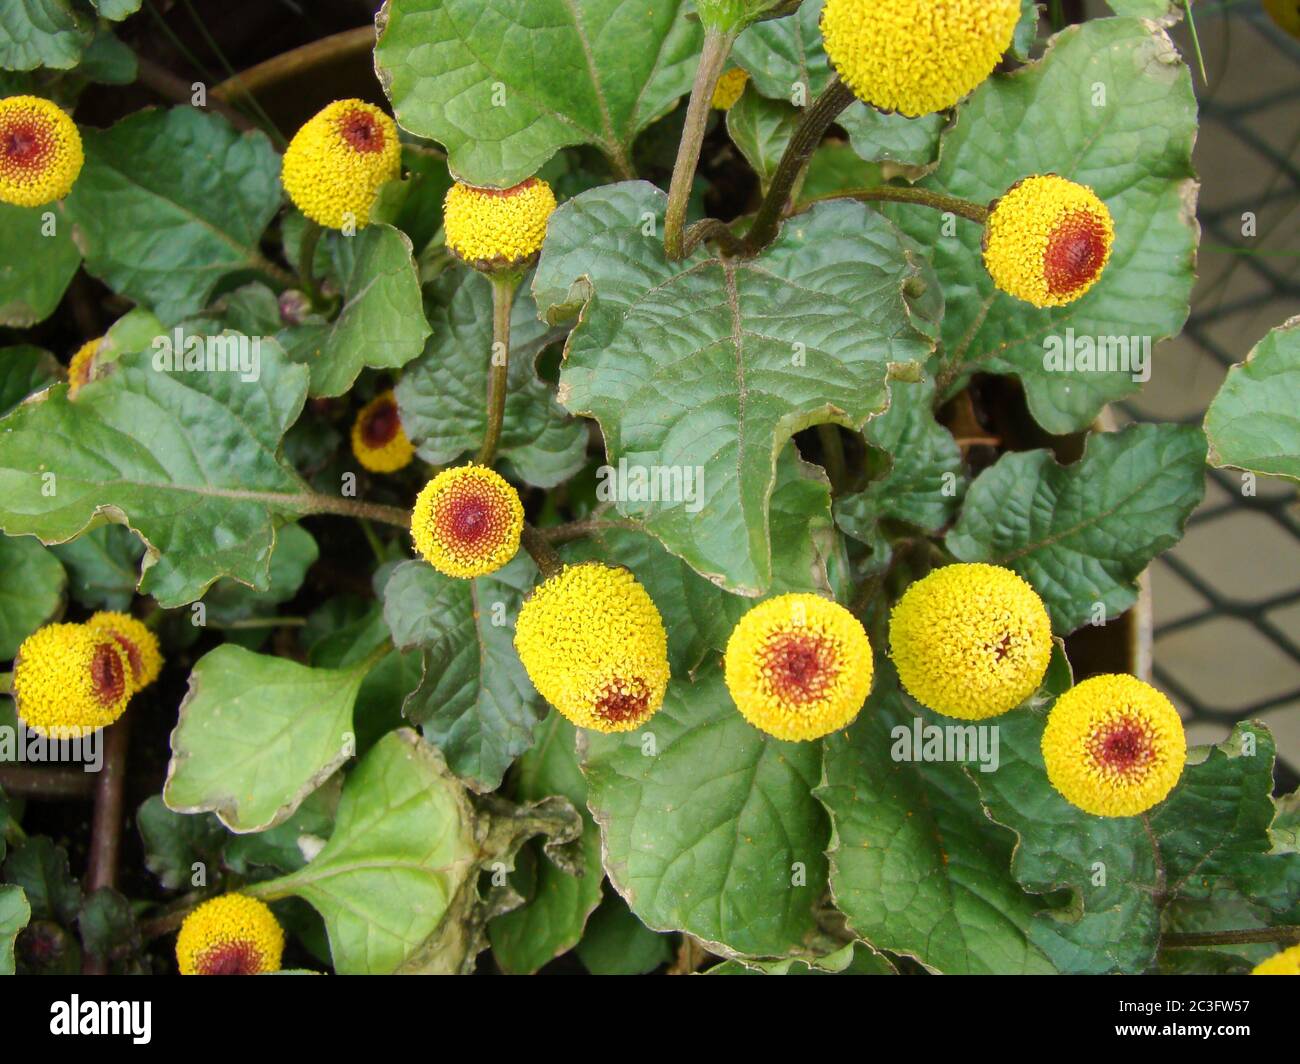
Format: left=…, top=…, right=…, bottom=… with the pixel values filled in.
left=0, top=204, right=81, bottom=327
left=382, top=555, right=546, bottom=792
left=64, top=108, right=282, bottom=324
left=0, top=534, right=65, bottom=659
left=164, top=644, right=379, bottom=832
left=726, top=89, right=800, bottom=194
left=816, top=662, right=1057, bottom=974
left=488, top=712, right=603, bottom=974
left=947, top=424, right=1205, bottom=634
left=533, top=181, right=938, bottom=595
left=374, top=0, right=701, bottom=186
left=0, top=333, right=313, bottom=608
left=579, top=663, right=831, bottom=960
left=0, top=0, right=90, bottom=70
left=0, top=886, right=28, bottom=975
left=1204, top=316, right=1300, bottom=482
left=890, top=18, right=1198, bottom=433
left=289, top=224, right=431, bottom=398
left=395, top=269, right=585, bottom=488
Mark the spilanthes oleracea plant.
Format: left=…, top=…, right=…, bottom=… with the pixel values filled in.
left=86, top=611, right=163, bottom=691
left=443, top=178, right=558, bottom=271
left=983, top=174, right=1116, bottom=307
left=889, top=563, right=1053, bottom=721
left=410, top=465, right=524, bottom=578
left=66, top=336, right=103, bottom=397
left=1041, top=674, right=1187, bottom=818
left=351, top=390, right=414, bottom=474
left=724, top=594, right=873, bottom=741
left=514, top=563, right=670, bottom=733
left=175, top=894, right=285, bottom=976
left=12, top=623, right=133, bottom=736
left=0, top=95, right=83, bottom=207
left=281, top=99, right=401, bottom=231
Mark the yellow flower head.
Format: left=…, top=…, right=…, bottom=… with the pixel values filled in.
left=12, top=623, right=132, bottom=737
left=1252, top=944, right=1300, bottom=975
left=1264, top=0, right=1300, bottom=39
left=820, top=0, right=1020, bottom=117
left=890, top=563, right=1052, bottom=721
left=724, top=594, right=873, bottom=742
left=351, top=390, right=414, bottom=473
left=514, top=563, right=670, bottom=733
left=1042, top=674, right=1186, bottom=818
left=711, top=68, right=750, bottom=110
left=443, top=178, right=557, bottom=269
left=281, top=99, right=401, bottom=230
left=176, top=894, right=285, bottom=976
left=67, top=337, right=103, bottom=397
left=0, top=95, right=83, bottom=207
left=86, top=611, right=163, bottom=691
left=983, top=174, right=1115, bottom=307
left=410, top=465, right=523, bottom=578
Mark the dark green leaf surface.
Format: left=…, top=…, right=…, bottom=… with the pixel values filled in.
left=1, top=836, right=80, bottom=924
left=136, top=795, right=226, bottom=892
left=726, top=88, right=799, bottom=192
left=50, top=524, right=143, bottom=612
left=575, top=891, right=674, bottom=974
left=0, top=204, right=81, bottom=327
left=0, top=346, right=59, bottom=415
left=0, top=534, right=64, bottom=658
left=0, top=886, right=28, bottom=975
left=0, top=0, right=89, bottom=70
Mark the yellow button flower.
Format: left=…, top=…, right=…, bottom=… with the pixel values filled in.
left=281, top=99, right=401, bottom=230
left=514, top=563, right=670, bottom=733
left=1041, top=674, right=1186, bottom=818
left=176, top=894, right=285, bottom=976
left=711, top=68, right=749, bottom=110
left=724, top=593, right=873, bottom=742
left=0, top=95, right=83, bottom=207
left=351, top=390, right=414, bottom=474
left=410, top=465, right=523, bottom=578
left=67, top=337, right=103, bottom=398
left=86, top=611, right=163, bottom=691
left=890, top=563, right=1052, bottom=721
left=1252, top=944, right=1300, bottom=975
left=443, top=178, right=557, bottom=269
left=983, top=174, right=1115, bottom=307
left=820, top=0, right=1020, bottom=117
left=12, top=623, right=132, bottom=737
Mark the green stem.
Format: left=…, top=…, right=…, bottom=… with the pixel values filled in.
left=300, top=493, right=411, bottom=529
left=541, top=517, right=641, bottom=545
left=664, top=27, right=736, bottom=260
left=521, top=523, right=564, bottom=579
left=477, top=272, right=522, bottom=467
left=742, top=77, right=858, bottom=257
left=359, top=518, right=386, bottom=564
left=817, top=424, right=847, bottom=494
left=298, top=220, right=324, bottom=307
left=805, top=185, right=990, bottom=224
left=213, top=617, right=308, bottom=631
left=1163, top=926, right=1300, bottom=949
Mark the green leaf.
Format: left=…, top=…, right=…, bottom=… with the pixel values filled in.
left=1204, top=315, right=1300, bottom=482
left=382, top=555, right=546, bottom=792
left=892, top=18, right=1198, bottom=433
left=730, top=0, right=830, bottom=102
left=0, top=886, right=28, bottom=975
left=726, top=88, right=799, bottom=193
left=258, top=729, right=481, bottom=974
left=64, top=108, right=282, bottom=324
left=0, top=534, right=65, bottom=659
left=696, top=0, right=802, bottom=33
left=136, top=796, right=227, bottom=892
left=489, top=712, right=603, bottom=974
left=375, top=0, right=702, bottom=186
left=289, top=224, right=430, bottom=398
left=838, top=108, right=944, bottom=171
left=0, top=346, right=60, bottom=415
left=1106, top=0, right=1180, bottom=15
left=575, top=891, right=674, bottom=974
left=222, top=780, right=340, bottom=877
left=707, top=941, right=895, bottom=974
left=0, top=203, right=81, bottom=327
left=947, top=424, right=1206, bottom=633
left=394, top=268, right=584, bottom=488
left=90, top=0, right=141, bottom=20
left=78, top=24, right=136, bottom=85
left=164, top=644, right=377, bottom=832
left=816, top=663, right=1056, bottom=974
left=1013, top=0, right=1040, bottom=61
left=580, top=663, right=830, bottom=959
left=0, top=332, right=312, bottom=608
left=534, top=181, right=936, bottom=595
left=50, top=524, right=144, bottom=612
left=200, top=522, right=318, bottom=626
left=77, top=887, right=136, bottom=962
left=0, top=0, right=90, bottom=71
left=1, top=836, right=80, bottom=924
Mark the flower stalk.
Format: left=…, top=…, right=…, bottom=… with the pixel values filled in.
left=478, top=272, right=523, bottom=467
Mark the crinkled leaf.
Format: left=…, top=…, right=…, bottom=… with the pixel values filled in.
left=0, top=333, right=312, bottom=608
left=0, top=0, right=90, bottom=70
left=0, top=203, right=81, bottom=327
left=64, top=108, right=282, bottom=324
left=222, top=782, right=341, bottom=877
left=375, top=0, right=701, bottom=186
left=891, top=18, right=1198, bottom=433
left=579, top=663, right=830, bottom=960
left=1204, top=316, right=1300, bottom=482
left=50, top=523, right=143, bottom=612
left=730, top=0, right=829, bottom=101
left=575, top=891, right=674, bottom=974
left=726, top=88, right=799, bottom=193
left=382, top=555, right=546, bottom=792
left=395, top=268, right=584, bottom=488
left=838, top=107, right=943, bottom=171
left=1, top=836, right=80, bottom=924
left=534, top=181, right=937, bottom=595
left=136, top=795, right=227, bottom=892
left=816, top=662, right=1057, bottom=974
left=946, top=424, right=1206, bottom=633
left=77, top=887, right=137, bottom=962
left=0, top=534, right=64, bottom=659
left=0, top=886, right=28, bottom=975
left=164, top=644, right=375, bottom=832
left=200, top=522, right=318, bottom=626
